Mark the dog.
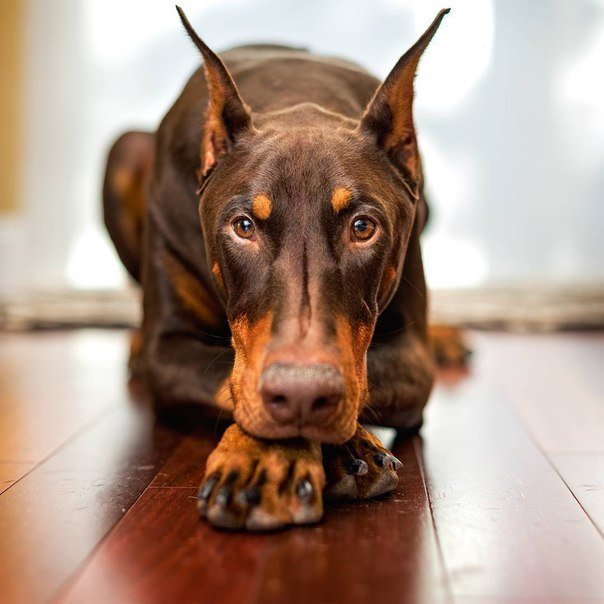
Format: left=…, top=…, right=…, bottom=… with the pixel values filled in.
left=103, top=6, right=467, bottom=530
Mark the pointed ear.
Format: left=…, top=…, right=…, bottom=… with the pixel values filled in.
left=176, top=6, right=254, bottom=181
left=359, top=8, right=449, bottom=199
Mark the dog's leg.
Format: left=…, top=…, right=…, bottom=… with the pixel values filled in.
left=322, top=424, right=401, bottom=500
left=198, top=424, right=325, bottom=530
left=429, top=324, right=471, bottom=366
left=103, top=131, right=155, bottom=375
left=142, top=219, right=234, bottom=416
left=362, top=332, right=435, bottom=432
left=103, top=130, right=155, bottom=283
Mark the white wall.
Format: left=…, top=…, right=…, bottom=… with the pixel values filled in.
left=3, top=0, right=604, bottom=293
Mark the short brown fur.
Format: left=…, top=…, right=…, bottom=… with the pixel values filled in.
left=103, top=7, right=458, bottom=530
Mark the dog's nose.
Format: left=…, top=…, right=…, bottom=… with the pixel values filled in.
left=260, top=363, right=343, bottom=426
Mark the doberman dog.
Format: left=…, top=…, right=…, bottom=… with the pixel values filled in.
left=103, top=7, right=467, bottom=530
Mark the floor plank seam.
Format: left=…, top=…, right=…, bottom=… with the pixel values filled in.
left=49, top=432, right=185, bottom=603
left=544, top=457, right=604, bottom=540
left=490, top=373, right=604, bottom=541
left=0, top=402, right=122, bottom=499
left=412, top=436, right=455, bottom=604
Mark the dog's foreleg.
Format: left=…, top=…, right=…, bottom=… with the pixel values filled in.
left=363, top=334, right=435, bottom=431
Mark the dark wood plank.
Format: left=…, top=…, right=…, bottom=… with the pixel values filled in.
left=549, top=452, right=604, bottom=536
left=254, top=437, right=448, bottom=604
left=475, top=332, right=604, bottom=452
left=150, top=431, right=219, bottom=488
left=59, top=437, right=449, bottom=604
left=422, top=371, right=604, bottom=602
left=0, top=404, right=180, bottom=604
left=0, top=330, right=131, bottom=463
left=4, top=329, right=603, bottom=604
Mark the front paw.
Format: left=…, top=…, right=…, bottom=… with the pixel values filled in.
left=323, top=425, right=402, bottom=500
left=198, top=424, right=325, bottom=531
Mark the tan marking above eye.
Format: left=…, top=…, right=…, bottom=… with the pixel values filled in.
left=331, top=187, right=352, bottom=213
left=252, top=193, right=272, bottom=220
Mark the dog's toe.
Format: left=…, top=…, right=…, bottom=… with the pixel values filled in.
left=246, top=508, right=284, bottom=531
left=364, top=468, right=399, bottom=498
left=325, top=474, right=359, bottom=499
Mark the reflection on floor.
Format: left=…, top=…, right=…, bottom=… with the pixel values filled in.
left=0, top=329, right=603, bottom=603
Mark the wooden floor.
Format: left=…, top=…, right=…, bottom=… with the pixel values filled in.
left=0, top=330, right=603, bottom=604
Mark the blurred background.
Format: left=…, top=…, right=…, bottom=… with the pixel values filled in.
left=1, top=0, right=603, bottom=315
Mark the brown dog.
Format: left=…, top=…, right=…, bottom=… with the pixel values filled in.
left=104, top=7, right=465, bottom=530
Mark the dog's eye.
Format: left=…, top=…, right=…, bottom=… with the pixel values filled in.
left=232, top=217, right=256, bottom=239
left=351, top=217, right=377, bottom=242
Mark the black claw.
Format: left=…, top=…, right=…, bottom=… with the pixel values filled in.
left=347, top=458, right=369, bottom=476
left=215, top=485, right=231, bottom=507
left=198, top=475, right=219, bottom=503
left=390, top=455, right=403, bottom=470
left=374, top=452, right=389, bottom=468
left=236, top=468, right=266, bottom=507
left=214, top=471, right=238, bottom=507
left=296, top=478, right=314, bottom=502
left=374, top=452, right=403, bottom=471
left=241, top=485, right=262, bottom=506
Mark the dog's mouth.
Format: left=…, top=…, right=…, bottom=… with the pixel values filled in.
left=233, top=390, right=360, bottom=445
left=227, top=318, right=371, bottom=444
left=230, top=357, right=363, bottom=444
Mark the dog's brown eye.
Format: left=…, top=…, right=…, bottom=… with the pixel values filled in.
left=232, top=217, right=256, bottom=239
left=351, top=217, right=376, bottom=241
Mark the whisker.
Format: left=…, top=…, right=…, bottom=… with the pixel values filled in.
left=375, top=319, right=416, bottom=339
left=400, top=275, right=424, bottom=299
left=362, top=404, right=381, bottom=423
left=204, top=349, right=232, bottom=373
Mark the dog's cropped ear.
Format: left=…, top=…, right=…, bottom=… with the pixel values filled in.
left=359, top=8, right=449, bottom=199
left=176, top=6, right=254, bottom=182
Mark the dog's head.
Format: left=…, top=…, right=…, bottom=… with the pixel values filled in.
left=177, top=7, right=448, bottom=443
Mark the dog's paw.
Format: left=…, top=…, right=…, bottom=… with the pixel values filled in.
left=198, top=424, right=325, bottom=531
left=323, top=425, right=402, bottom=500
left=429, top=324, right=472, bottom=367
left=128, top=329, right=144, bottom=377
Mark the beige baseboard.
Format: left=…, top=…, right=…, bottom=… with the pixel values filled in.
left=431, top=286, right=604, bottom=332
left=1, top=285, right=603, bottom=332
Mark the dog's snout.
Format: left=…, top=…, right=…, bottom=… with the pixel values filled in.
left=260, top=363, right=343, bottom=427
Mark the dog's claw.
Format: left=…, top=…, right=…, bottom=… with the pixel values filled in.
left=214, top=486, right=230, bottom=507
left=374, top=452, right=389, bottom=468
left=391, top=455, right=403, bottom=471
left=374, top=452, right=403, bottom=472
left=197, top=475, right=219, bottom=513
left=237, top=485, right=262, bottom=506
left=348, top=458, right=369, bottom=476
left=214, top=471, right=237, bottom=507
left=296, top=478, right=313, bottom=502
